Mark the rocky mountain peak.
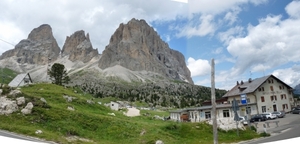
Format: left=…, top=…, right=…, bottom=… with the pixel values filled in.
left=0, top=24, right=60, bottom=65
left=28, top=24, right=53, bottom=42
left=98, top=18, right=193, bottom=84
left=61, top=30, right=98, bottom=63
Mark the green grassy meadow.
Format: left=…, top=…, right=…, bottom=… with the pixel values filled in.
left=0, top=84, right=261, bottom=144
left=0, top=68, right=19, bottom=84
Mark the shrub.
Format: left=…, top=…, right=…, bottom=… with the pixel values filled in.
left=259, top=132, right=270, bottom=137
left=250, top=126, right=257, bottom=132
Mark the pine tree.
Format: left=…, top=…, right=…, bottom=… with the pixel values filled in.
left=48, top=63, right=70, bottom=85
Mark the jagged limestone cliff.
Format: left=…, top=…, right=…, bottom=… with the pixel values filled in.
left=98, top=18, right=193, bottom=84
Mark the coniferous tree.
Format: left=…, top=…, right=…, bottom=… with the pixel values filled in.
left=48, top=63, right=70, bottom=85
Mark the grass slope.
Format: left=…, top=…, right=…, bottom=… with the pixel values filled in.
left=0, top=68, right=19, bottom=84
left=0, top=84, right=261, bottom=144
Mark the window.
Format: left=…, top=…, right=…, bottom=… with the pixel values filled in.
left=282, top=104, right=288, bottom=110
left=247, top=98, right=250, bottom=103
left=261, top=96, right=265, bottom=102
left=281, top=94, right=287, bottom=100
left=279, top=86, right=282, bottom=89
left=205, top=111, right=211, bottom=119
left=258, top=87, right=265, bottom=92
left=223, top=110, right=230, bottom=118
left=246, top=107, right=251, bottom=114
left=270, top=86, right=274, bottom=91
left=290, top=98, right=293, bottom=101
left=262, top=106, right=266, bottom=113
left=271, top=95, right=277, bottom=101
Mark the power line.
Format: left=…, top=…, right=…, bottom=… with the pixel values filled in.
left=0, top=38, right=15, bottom=47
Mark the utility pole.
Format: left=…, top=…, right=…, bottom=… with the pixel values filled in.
left=211, top=59, right=218, bottom=144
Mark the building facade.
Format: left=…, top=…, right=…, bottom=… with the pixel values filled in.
left=169, top=75, right=295, bottom=122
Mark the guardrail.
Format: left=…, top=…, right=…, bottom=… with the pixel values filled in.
left=264, top=121, right=279, bottom=128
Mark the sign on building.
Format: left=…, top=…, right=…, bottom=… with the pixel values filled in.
left=240, top=94, right=247, bottom=105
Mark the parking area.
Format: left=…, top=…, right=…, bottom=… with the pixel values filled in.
left=249, top=113, right=300, bottom=133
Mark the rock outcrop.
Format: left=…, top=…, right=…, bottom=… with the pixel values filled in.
left=0, top=97, right=19, bottom=115
left=0, top=24, right=60, bottom=65
left=21, top=102, right=34, bottom=115
left=61, top=30, right=98, bottom=63
left=98, top=18, right=193, bottom=84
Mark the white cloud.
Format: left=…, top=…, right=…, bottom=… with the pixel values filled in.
left=0, top=0, right=189, bottom=55
left=285, top=1, right=300, bottom=19
left=187, top=57, right=211, bottom=77
left=218, top=26, right=244, bottom=45
left=272, top=65, right=300, bottom=88
left=176, top=14, right=216, bottom=38
left=212, top=47, right=223, bottom=54
left=0, top=0, right=270, bottom=56
left=226, top=2, right=300, bottom=76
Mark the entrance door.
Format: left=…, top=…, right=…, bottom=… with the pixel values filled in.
left=273, top=104, right=277, bottom=112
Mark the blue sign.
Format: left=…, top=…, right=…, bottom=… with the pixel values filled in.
left=241, top=94, right=247, bottom=105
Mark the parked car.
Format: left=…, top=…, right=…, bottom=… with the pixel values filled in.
left=239, top=116, right=248, bottom=125
left=272, top=111, right=286, bottom=118
left=262, top=112, right=277, bottom=120
left=250, top=114, right=267, bottom=122
left=291, top=107, right=300, bottom=114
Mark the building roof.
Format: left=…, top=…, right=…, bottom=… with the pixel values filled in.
left=223, top=75, right=293, bottom=98
left=8, top=73, right=32, bottom=87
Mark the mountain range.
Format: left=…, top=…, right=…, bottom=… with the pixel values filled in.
left=0, top=18, right=227, bottom=107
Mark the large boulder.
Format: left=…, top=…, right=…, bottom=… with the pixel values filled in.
left=0, top=97, right=18, bottom=115
left=16, top=97, right=25, bottom=105
left=207, top=118, right=245, bottom=131
left=21, top=102, right=34, bottom=115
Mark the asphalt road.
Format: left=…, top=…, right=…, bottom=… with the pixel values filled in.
left=243, top=114, right=300, bottom=144
left=0, top=130, right=52, bottom=143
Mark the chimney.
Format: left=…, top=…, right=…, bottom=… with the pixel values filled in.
left=248, top=78, right=252, bottom=83
left=237, top=81, right=239, bottom=85
left=241, top=80, right=244, bottom=85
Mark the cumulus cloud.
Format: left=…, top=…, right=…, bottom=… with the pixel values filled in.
left=218, top=26, right=244, bottom=45
left=176, top=14, right=216, bottom=38
left=0, top=0, right=271, bottom=56
left=226, top=6, right=300, bottom=75
left=285, top=0, right=300, bottom=18
left=272, top=65, right=300, bottom=88
left=0, top=0, right=188, bottom=55
left=187, top=57, right=211, bottom=77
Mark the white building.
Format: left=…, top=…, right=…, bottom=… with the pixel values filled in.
left=110, top=101, right=120, bottom=111
left=170, top=75, right=295, bottom=122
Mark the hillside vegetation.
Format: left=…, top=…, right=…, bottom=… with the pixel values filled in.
left=0, top=68, right=18, bottom=84
left=70, top=69, right=227, bottom=108
left=0, top=84, right=261, bottom=144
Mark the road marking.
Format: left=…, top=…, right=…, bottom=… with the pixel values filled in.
left=280, top=128, right=291, bottom=133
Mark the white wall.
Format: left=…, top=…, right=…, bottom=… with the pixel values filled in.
left=110, top=101, right=119, bottom=111
left=255, top=77, right=292, bottom=113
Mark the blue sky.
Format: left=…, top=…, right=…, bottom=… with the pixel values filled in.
left=1, top=0, right=300, bottom=90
